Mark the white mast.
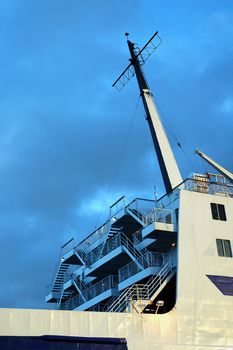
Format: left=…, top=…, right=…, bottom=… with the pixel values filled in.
left=113, top=32, right=182, bottom=193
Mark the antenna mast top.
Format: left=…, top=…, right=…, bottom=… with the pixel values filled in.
left=112, top=31, right=161, bottom=91
left=112, top=31, right=182, bottom=193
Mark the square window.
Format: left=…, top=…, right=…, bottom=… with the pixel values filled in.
left=211, top=203, right=227, bottom=221
left=216, top=239, right=224, bottom=256
left=216, top=239, right=232, bottom=257
left=218, top=204, right=226, bottom=221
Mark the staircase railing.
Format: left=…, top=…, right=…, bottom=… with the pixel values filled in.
left=107, top=254, right=176, bottom=313
left=121, top=232, right=153, bottom=270
left=61, top=275, right=119, bottom=310
left=126, top=198, right=156, bottom=224
left=50, top=263, right=70, bottom=297
left=72, top=276, right=91, bottom=302
left=58, top=288, right=74, bottom=309
left=85, top=232, right=122, bottom=266
left=74, top=247, right=88, bottom=265
left=83, top=231, right=153, bottom=268
left=118, top=251, right=170, bottom=283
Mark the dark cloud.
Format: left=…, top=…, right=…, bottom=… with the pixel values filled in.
left=0, top=0, right=232, bottom=309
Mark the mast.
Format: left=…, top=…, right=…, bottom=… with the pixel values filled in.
left=195, top=149, right=233, bottom=183
left=113, top=32, right=182, bottom=193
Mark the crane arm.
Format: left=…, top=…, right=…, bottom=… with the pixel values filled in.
left=195, top=149, right=233, bottom=183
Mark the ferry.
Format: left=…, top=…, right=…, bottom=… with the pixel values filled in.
left=1, top=31, right=233, bottom=350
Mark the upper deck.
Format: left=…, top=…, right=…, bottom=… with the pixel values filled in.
left=45, top=173, right=233, bottom=312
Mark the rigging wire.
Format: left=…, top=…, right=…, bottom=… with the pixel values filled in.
left=154, top=96, right=199, bottom=174
left=198, top=155, right=211, bottom=174
left=93, top=95, right=141, bottom=230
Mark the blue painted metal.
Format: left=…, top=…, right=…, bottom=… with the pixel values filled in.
left=207, top=275, right=233, bottom=296
left=0, top=335, right=128, bottom=349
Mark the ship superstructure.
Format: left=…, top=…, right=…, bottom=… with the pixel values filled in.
left=45, top=33, right=233, bottom=323
left=46, top=171, right=233, bottom=316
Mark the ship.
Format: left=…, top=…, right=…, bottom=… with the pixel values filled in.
left=0, top=31, right=233, bottom=350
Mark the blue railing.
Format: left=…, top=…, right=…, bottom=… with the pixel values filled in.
left=126, top=198, right=156, bottom=218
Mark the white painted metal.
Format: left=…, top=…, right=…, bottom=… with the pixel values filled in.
left=116, top=35, right=183, bottom=193
left=196, top=149, right=233, bottom=183
left=142, top=88, right=183, bottom=190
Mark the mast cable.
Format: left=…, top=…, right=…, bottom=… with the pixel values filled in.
left=154, top=97, right=199, bottom=173
left=199, top=155, right=211, bottom=174
left=93, top=95, right=141, bottom=229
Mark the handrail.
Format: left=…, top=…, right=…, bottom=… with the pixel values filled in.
left=107, top=254, right=175, bottom=313
left=85, top=232, right=122, bottom=266
left=59, top=176, right=233, bottom=268
left=83, top=231, right=153, bottom=268
left=48, top=208, right=175, bottom=294
left=118, top=252, right=170, bottom=283
left=144, top=207, right=175, bottom=226
left=156, top=176, right=233, bottom=209
left=109, top=195, right=125, bottom=208
left=61, top=274, right=118, bottom=310
left=60, top=197, right=157, bottom=259
left=61, top=238, right=74, bottom=250
left=46, top=254, right=63, bottom=292
left=46, top=261, right=69, bottom=294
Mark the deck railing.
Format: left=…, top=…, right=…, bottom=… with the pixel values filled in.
left=118, top=252, right=170, bottom=283
left=183, top=178, right=233, bottom=196
left=156, top=176, right=233, bottom=209
left=60, top=197, right=158, bottom=262
left=60, top=274, right=118, bottom=310
left=144, top=207, right=176, bottom=226
left=86, top=233, right=122, bottom=266
left=61, top=238, right=75, bottom=256
left=107, top=255, right=176, bottom=313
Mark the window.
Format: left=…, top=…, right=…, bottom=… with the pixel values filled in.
left=216, top=239, right=232, bottom=257
left=211, top=203, right=227, bottom=221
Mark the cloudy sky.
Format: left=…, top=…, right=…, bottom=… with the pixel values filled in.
left=0, top=0, right=232, bottom=309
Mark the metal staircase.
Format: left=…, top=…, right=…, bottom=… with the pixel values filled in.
left=97, top=224, right=122, bottom=260
left=126, top=207, right=146, bottom=226
left=121, top=232, right=153, bottom=270
left=73, top=275, right=93, bottom=302
left=106, top=255, right=176, bottom=313
left=108, top=226, right=122, bottom=238
left=125, top=199, right=157, bottom=226
left=72, top=223, right=123, bottom=267
left=51, top=263, right=70, bottom=302
left=54, top=237, right=175, bottom=311
left=58, top=289, right=74, bottom=309
left=73, top=247, right=87, bottom=265
left=81, top=230, right=152, bottom=270
left=61, top=250, right=175, bottom=312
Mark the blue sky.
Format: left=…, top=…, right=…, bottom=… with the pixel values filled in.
left=0, top=0, right=232, bottom=309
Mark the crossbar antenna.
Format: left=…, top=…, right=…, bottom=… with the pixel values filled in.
left=113, top=31, right=161, bottom=91
left=112, top=31, right=183, bottom=193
